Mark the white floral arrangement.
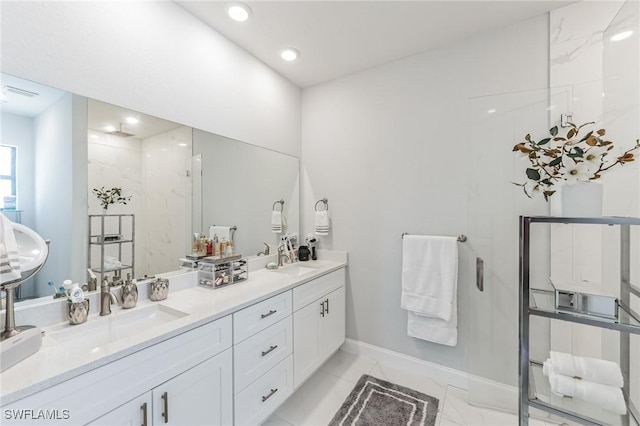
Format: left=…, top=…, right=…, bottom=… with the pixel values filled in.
left=513, top=122, right=639, bottom=200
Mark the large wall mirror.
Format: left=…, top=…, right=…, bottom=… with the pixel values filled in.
left=0, top=73, right=300, bottom=303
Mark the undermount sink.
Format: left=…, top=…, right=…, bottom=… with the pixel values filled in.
left=273, top=264, right=319, bottom=277
left=47, top=304, right=188, bottom=352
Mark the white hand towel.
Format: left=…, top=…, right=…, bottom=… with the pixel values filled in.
left=0, top=213, right=21, bottom=284
left=546, top=351, right=624, bottom=388
left=271, top=210, right=282, bottom=233
left=546, top=370, right=627, bottom=415
left=209, top=225, right=232, bottom=241
left=401, top=235, right=458, bottom=346
left=315, top=210, right=330, bottom=236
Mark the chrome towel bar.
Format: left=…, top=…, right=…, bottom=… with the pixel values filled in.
left=401, top=232, right=467, bottom=242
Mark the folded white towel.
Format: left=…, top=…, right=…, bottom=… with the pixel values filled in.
left=546, top=370, right=627, bottom=415
left=401, top=235, right=458, bottom=346
left=0, top=213, right=21, bottom=284
left=401, top=235, right=457, bottom=321
left=271, top=210, right=282, bottom=234
left=544, top=351, right=624, bottom=388
left=315, top=210, right=329, bottom=236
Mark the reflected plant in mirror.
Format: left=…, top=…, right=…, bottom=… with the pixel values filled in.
left=92, top=187, right=131, bottom=211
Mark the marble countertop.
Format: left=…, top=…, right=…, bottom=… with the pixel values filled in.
left=1, top=256, right=347, bottom=405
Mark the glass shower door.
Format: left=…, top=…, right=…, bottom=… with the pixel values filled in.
left=467, top=88, right=550, bottom=411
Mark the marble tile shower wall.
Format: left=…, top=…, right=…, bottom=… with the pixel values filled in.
left=547, top=0, right=635, bottom=360
left=142, top=126, right=192, bottom=277
left=88, top=126, right=192, bottom=279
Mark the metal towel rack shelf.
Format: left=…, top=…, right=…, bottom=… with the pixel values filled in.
left=401, top=232, right=467, bottom=242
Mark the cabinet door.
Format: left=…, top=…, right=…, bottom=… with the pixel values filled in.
left=293, top=297, right=324, bottom=388
left=89, top=392, right=152, bottom=426
left=152, top=348, right=232, bottom=426
left=320, top=286, right=346, bottom=357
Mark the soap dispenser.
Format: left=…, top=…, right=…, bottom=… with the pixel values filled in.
left=120, top=273, right=138, bottom=309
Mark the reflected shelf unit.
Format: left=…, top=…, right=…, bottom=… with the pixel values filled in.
left=88, top=214, right=135, bottom=284
left=519, top=215, right=640, bottom=426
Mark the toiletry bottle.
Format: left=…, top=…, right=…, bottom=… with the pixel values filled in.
left=70, top=283, right=84, bottom=303
left=63, top=279, right=73, bottom=296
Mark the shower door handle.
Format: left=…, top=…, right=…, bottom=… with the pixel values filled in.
left=476, top=257, right=484, bottom=292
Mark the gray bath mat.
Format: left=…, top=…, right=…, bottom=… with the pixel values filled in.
left=328, top=374, right=439, bottom=426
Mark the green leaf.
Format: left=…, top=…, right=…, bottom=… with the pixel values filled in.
left=573, top=146, right=584, bottom=156
left=525, top=134, right=531, bottom=142
left=549, top=157, right=562, bottom=167
left=550, top=126, right=558, bottom=136
left=567, top=128, right=577, bottom=139
left=538, top=138, right=551, bottom=145
left=526, top=168, right=541, bottom=181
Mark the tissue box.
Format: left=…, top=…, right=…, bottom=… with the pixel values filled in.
left=552, top=279, right=618, bottom=320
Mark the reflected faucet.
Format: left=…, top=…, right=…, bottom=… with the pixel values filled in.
left=100, top=280, right=119, bottom=316
left=256, top=242, right=270, bottom=256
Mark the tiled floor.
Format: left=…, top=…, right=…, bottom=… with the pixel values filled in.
left=263, top=350, right=561, bottom=426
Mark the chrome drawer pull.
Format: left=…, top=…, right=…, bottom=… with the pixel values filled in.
left=261, top=309, right=277, bottom=319
left=261, top=345, right=278, bottom=357
left=321, top=301, right=325, bottom=317
left=262, top=388, right=278, bottom=402
left=141, top=402, right=148, bottom=426
left=161, top=392, right=169, bottom=423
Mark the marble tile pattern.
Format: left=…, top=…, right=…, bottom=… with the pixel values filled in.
left=268, top=350, right=569, bottom=426
left=142, top=126, right=192, bottom=276
left=263, top=350, right=569, bottom=426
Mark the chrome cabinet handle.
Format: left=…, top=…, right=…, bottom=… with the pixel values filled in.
left=325, top=299, right=329, bottom=314
left=261, top=345, right=278, bottom=357
left=320, top=301, right=325, bottom=317
left=141, top=402, right=148, bottom=426
left=476, top=257, right=484, bottom=292
left=161, top=392, right=169, bottom=424
left=261, top=309, right=277, bottom=319
left=262, top=388, right=278, bottom=402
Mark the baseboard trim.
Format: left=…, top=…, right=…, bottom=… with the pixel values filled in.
left=340, top=338, right=518, bottom=413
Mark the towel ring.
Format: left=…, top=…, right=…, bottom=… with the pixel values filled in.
left=315, top=198, right=329, bottom=212
left=272, top=199, right=285, bottom=211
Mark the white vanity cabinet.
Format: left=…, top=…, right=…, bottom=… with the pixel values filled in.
left=232, top=292, right=294, bottom=426
left=292, top=269, right=346, bottom=388
left=92, top=349, right=233, bottom=426
left=3, top=316, right=233, bottom=426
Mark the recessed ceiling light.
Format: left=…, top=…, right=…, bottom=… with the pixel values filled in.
left=611, top=30, right=633, bottom=42
left=178, top=143, right=188, bottom=147
left=125, top=116, right=139, bottom=125
left=487, top=108, right=497, bottom=114
left=104, top=125, right=116, bottom=132
left=280, top=48, right=299, bottom=62
left=227, top=2, right=251, bottom=22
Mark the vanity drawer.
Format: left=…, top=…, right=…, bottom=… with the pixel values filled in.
left=293, top=268, right=345, bottom=311
left=234, top=316, right=293, bottom=393
left=233, top=291, right=292, bottom=344
left=234, top=355, right=294, bottom=426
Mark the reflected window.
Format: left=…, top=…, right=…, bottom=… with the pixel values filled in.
left=0, top=145, right=17, bottom=209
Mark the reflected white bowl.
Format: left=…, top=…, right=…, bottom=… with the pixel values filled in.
left=12, top=223, right=48, bottom=274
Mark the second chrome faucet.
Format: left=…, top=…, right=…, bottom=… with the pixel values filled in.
left=100, top=279, right=119, bottom=316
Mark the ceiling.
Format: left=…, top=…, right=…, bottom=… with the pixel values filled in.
left=176, top=1, right=574, bottom=88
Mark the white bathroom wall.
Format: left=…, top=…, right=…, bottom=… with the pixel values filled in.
left=0, top=1, right=301, bottom=157
left=301, top=15, right=548, bottom=373
left=33, top=93, right=87, bottom=297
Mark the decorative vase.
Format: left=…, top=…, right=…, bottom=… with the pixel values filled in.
left=561, top=182, right=603, bottom=217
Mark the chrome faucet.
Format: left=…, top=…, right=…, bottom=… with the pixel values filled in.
left=277, top=245, right=290, bottom=267
left=100, top=279, right=119, bottom=316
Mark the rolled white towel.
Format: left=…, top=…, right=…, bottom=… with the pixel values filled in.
left=547, top=370, right=627, bottom=415
left=547, top=351, right=624, bottom=388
